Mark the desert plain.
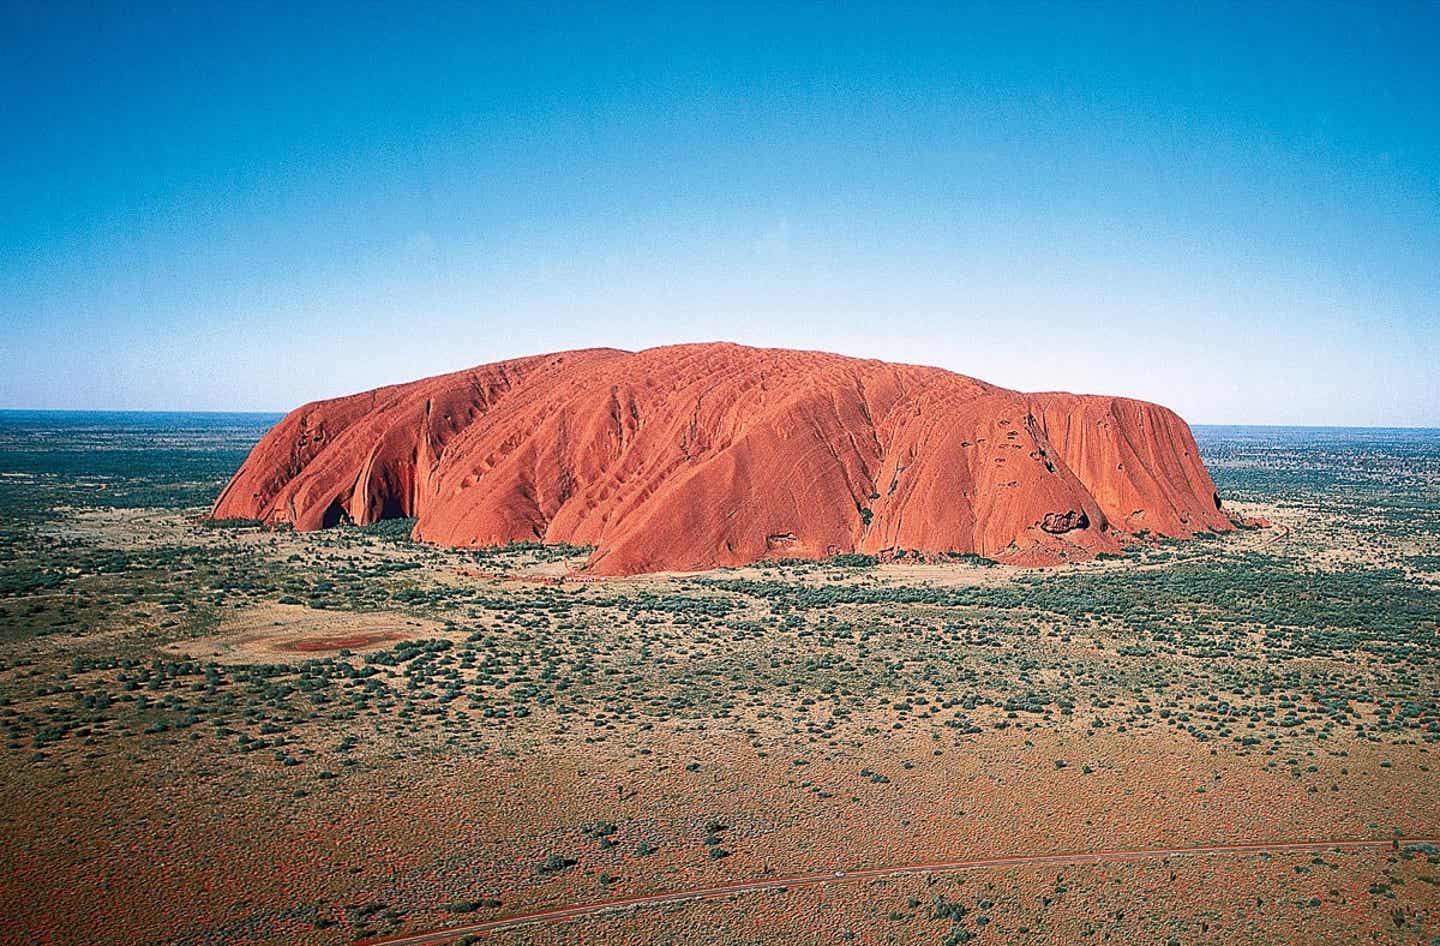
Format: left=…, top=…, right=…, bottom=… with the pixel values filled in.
left=1, top=415, right=1437, bottom=945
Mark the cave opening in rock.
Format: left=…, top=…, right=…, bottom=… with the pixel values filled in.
left=377, top=496, right=408, bottom=520
left=320, top=498, right=351, bottom=528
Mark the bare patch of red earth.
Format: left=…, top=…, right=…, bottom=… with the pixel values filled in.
left=278, top=632, right=404, bottom=653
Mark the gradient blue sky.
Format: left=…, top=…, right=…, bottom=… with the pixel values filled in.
left=3, top=2, right=1437, bottom=425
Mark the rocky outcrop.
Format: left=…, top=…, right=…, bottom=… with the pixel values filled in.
left=1040, top=510, right=1090, bottom=534
left=213, top=343, right=1233, bottom=574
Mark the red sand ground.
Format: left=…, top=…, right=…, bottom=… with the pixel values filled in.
left=279, top=632, right=403, bottom=653
left=213, top=343, right=1231, bottom=574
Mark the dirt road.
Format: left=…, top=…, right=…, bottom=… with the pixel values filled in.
left=359, top=835, right=1437, bottom=945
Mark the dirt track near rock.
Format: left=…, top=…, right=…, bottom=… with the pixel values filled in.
left=360, top=835, right=1439, bottom=945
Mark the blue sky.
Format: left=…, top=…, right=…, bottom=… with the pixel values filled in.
left=2, top=2, right=1437, bottom=425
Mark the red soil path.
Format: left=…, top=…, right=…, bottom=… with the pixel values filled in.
left=213, top=343, right=1232, bottom=575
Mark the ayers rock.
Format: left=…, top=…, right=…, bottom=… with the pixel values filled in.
left=213, top=343, right=1232, bottom=574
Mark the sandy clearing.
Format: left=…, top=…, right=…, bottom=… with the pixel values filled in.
left=164, top=602, right=442, bottom=663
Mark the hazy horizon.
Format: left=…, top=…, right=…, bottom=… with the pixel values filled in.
left=6, top=403, right=1440, bottom=433
left=4, top=3, right=1438, bottom=426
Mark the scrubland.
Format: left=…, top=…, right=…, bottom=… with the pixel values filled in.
left=1, top=419, right=1437, bottom=944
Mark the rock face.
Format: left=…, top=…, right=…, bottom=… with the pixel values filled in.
left=213, top=343, right=1232, bottom=574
